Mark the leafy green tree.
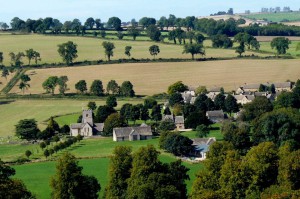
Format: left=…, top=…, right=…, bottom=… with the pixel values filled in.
left=163, top=133, right=194, bottom=156
left=57, top=76, right=68, bottom=95
left=252, top=108, right=300, bottom=149
left=146, top=25, right=161, bottom=41
left=25, top=150, right=32, bottom=159
left=127, top=26, right=140, bottom=40
left=120, top=81, right=135, bottom=97
left=102, top=41, right=115, bottom=61
left=0, top=52, right=3, bottom=65
left=144, top=97, right=157, bottom=109
left=275, top=91, right=297, bottom=108
left=149, top=45, right=160, bottom=59
left=214, top=93, right=226, bottom=110
left=40, top=142, right=46, bottom=150
left=117, top=31, right=124, bottom=40
left=15, top=119, right=40, bottom=141
left=103, top=113, right=126, bottom=136
left=19, top=81, right=30, bottom=94
left=106, top=95, right=117, bottom=108
left=44, top=149, right=50, bottom=159
left=158, top=119, right=176, bottom=132
left=90, top=80, right=104, bottom=96
left=183, top=43, right=205, bottom=60
left=87, top=101, right=97, bottom=111
left=95, top=18, right=102, bottom=29
left=125, top=46, right=132, bottom=58
left=104, top=146, right=132, bottom=199
left=185, top=111, right=210, bottom=129
left=140, top=105, right=150, bottom=122
left=50, top=152, right=101, bottom=199
left=42, top=76, right=59, bottom=94
left=164, top=106, right=172, bottom=115
left=211, top=34, right=233, bottom=48
left=240, top=96, right=273, bottom=121
left=235, top=44, right=245, bottom=56
left=130, top=105, right=141, bottom=124
left=120, top=103, right=133, bottom=123
left=100, top=30, right=106, bottom=38
left=95, top=105, right=116, bottom=123
left=1, top=67, right=9, bottom=80
left=106, top=80, right=119, bottom=95
left=151, top=105, right=162, bottom=123
left=9, top=52, right=25, bottom=67
left=107, top=17, right=122, bottom=30
left=224, top=94, right=239, bottom=116
left=0, top=159, right=34, bottom=199
left=271, top=37, right=291, bottom=55
left=25, top=49, right=40, bottom=65
left=167, top=81, right=188, bottom=95
left=84, top=17, right=95, bottom=29
left=196, top=124, right=209, bottom=138
left=194, top=93, right=209, bottom=112
left=139, top=17, right=156, bottom=29
left=57, top=41, right=78, bottom=65
left=169, top=93, right=184, bottom=106
left=75, top=80, right=87, bottom=94
left=194, top=32, right=205, bottom=44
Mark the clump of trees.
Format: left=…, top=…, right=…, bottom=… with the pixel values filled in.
left=104, top=145, right=190, bottom=199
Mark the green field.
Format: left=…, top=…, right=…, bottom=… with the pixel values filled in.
left=0, top=99, right=143, bottom=137
left=259, top=41, right=300, bottom=56
left=0, top=34, right=264, bottom=66
left=244, top=12, right=300, bottom=22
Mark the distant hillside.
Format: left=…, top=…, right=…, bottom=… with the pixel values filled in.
left=243, top=12, right=300, bottom=23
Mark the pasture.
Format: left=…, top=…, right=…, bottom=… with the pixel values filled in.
left=10, top=60, right=300, bottom=96
left=0, top=34, right=264, bottom=66
left=0, top=99, right=143, bottom=137
left=243, top=11, right=300, bottom=22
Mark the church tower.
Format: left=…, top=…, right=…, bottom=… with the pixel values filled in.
left=82, top=110, right=93, bottom=125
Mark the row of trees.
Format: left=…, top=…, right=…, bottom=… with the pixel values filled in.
left=0, top=49, right=41, bottom=67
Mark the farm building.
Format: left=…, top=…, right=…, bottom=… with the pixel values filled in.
left=113, top=125, right=153, bottom=142
left=70, top=110, right=104, bottom=137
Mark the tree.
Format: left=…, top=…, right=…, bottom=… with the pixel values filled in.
left=104, top=146, right=132, bottom=199
left=106, top=95, right=117, bottom=108
left=9, top=52, right=24, bottom=67
left=87, top=101, right=97, bottom=111
left=0, top=52, right=3, bottom=65
left=50, top=152, right=101, bottom=199
left=100, top=30, right=106, bottom=38
left=146, top=25, right=161, bottom=41
left=40, top=142, right=46, bottom=150
left=84, top=17, right=95, bottom=29
left=102, top=41, right=115, bottom=61
left=103, top=113, right=126, bottom=136
left=0, top=159, right=34, bottom=199
left=164, top=106, right=172, bottom=115
left=130, top=105, right=141, bottom=124
left=75, top=80, right=87, bottom=94
left=95, top=105, right=116, bottom=123
left=211, top=34, right=233, bottom=48
left=194, top=32, right=205, bottom=44
left=214, top=93, right=226, bottom=110
left=144, top=97, right=157, bottom=109
left=185, top=111, right=210, bottom=129
left=139, top=17, right=156, bottom=29
left=1, top=67, right=9, bottom=80
left=196, top=124, right=209, bottom=138
left=183, top=43, right=205, bottom=60
left=151, top=105, right=162, bottom=123
left=139, top=106, right=149, bottom=123
left=57, top=41, right=78, bottom=65
left=162, top=133, right=194, bottom=156
left=271, top=37, right=291, bottom=55
left=149, top=45, right=160, bottom=59
left=158, top=119, right=176, bottom=132
left=44, top=149, right=50, bottom=159
left=25, top=48, right=37, bottom=65
left=107, top=17, right=122, bottom=30
left=167, top=81, right=188, bottom=95
left=169, top=93, right=184, bottom=107
left=15, top=119, right=40, bottom=141
left=194, top=93, right=209, bottom=112
left=240, top=96, right=273, bottom=121
left=57, top=76, right=69, bottom=95
left=235, top=44, right=245, bottom=56
left=42, top=76, right=58, bottom=94
left=120, top=81, right=135, bottom=97
left=25, top=150, right=32, bottom=159
left=90, top=80, right=104, bottom=96
left=117, top=31, right=124, bottom=40
left=125, top=46, right=132, bottom=58
left=19, top=81, right=30, bottom=94
left=224, top=94, right=239, bottom=116
left=106, top=80, right=119, bottom=95
left=127, top=26, right=140, bottom=40
left=120, top=103, right=133, bottom=123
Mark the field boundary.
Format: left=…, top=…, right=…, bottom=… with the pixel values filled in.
left=1, top=69, right=25, bottom=94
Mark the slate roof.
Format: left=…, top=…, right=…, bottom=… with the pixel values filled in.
left=163, top=115, right=174, bottom=121
left=266, top=82, right=291, bottom=89
left=206, top=110, right=224, bottom=118
left=94, top=123, right=104, bottom=132
left=234, top=95, right=255, bottom=101
left=175, top=116, right=184, bottom=124
left=70, top=123, right=84, bottom=129
left=113, top=126, right=152, bottom=138
left=192, top=138, right=216, bottom=153
left=242, top=84, right=260, bottom=90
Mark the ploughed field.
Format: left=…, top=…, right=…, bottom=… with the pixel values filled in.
left=10, top=59, right=300, bottom=95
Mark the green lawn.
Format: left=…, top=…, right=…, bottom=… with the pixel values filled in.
left=13, top=152, right=203, bottom=199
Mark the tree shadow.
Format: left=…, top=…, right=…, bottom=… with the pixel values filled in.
left=0, top=100, right=15, bottom=106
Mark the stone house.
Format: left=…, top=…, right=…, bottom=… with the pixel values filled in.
left=163, top=115, right=185, bottom=131
left=70, top=110, right=104, bottom=137
left=206, top=110, right=226, bottom=123
left=234, top=94, right=255, bottom=105
left=192, top=137, right=216, bottom=160
left=113, top=125, right=152, bottom=142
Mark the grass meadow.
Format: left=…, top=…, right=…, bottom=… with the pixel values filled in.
left=0, top=99, right=143, bottom=137
left=10, top=59, right=300, bottom=96
left=244, top=12, right=300, bottom=22
left=0, top=34, right=264, bottom=66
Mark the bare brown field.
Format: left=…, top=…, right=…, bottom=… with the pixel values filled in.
left=10, top=60, right=300, bottom=96
left=283, top=22, right=300, bottom=26
left=255, top=36, right=300, bottom=42
left=0, top=72, right=16, bottom=92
